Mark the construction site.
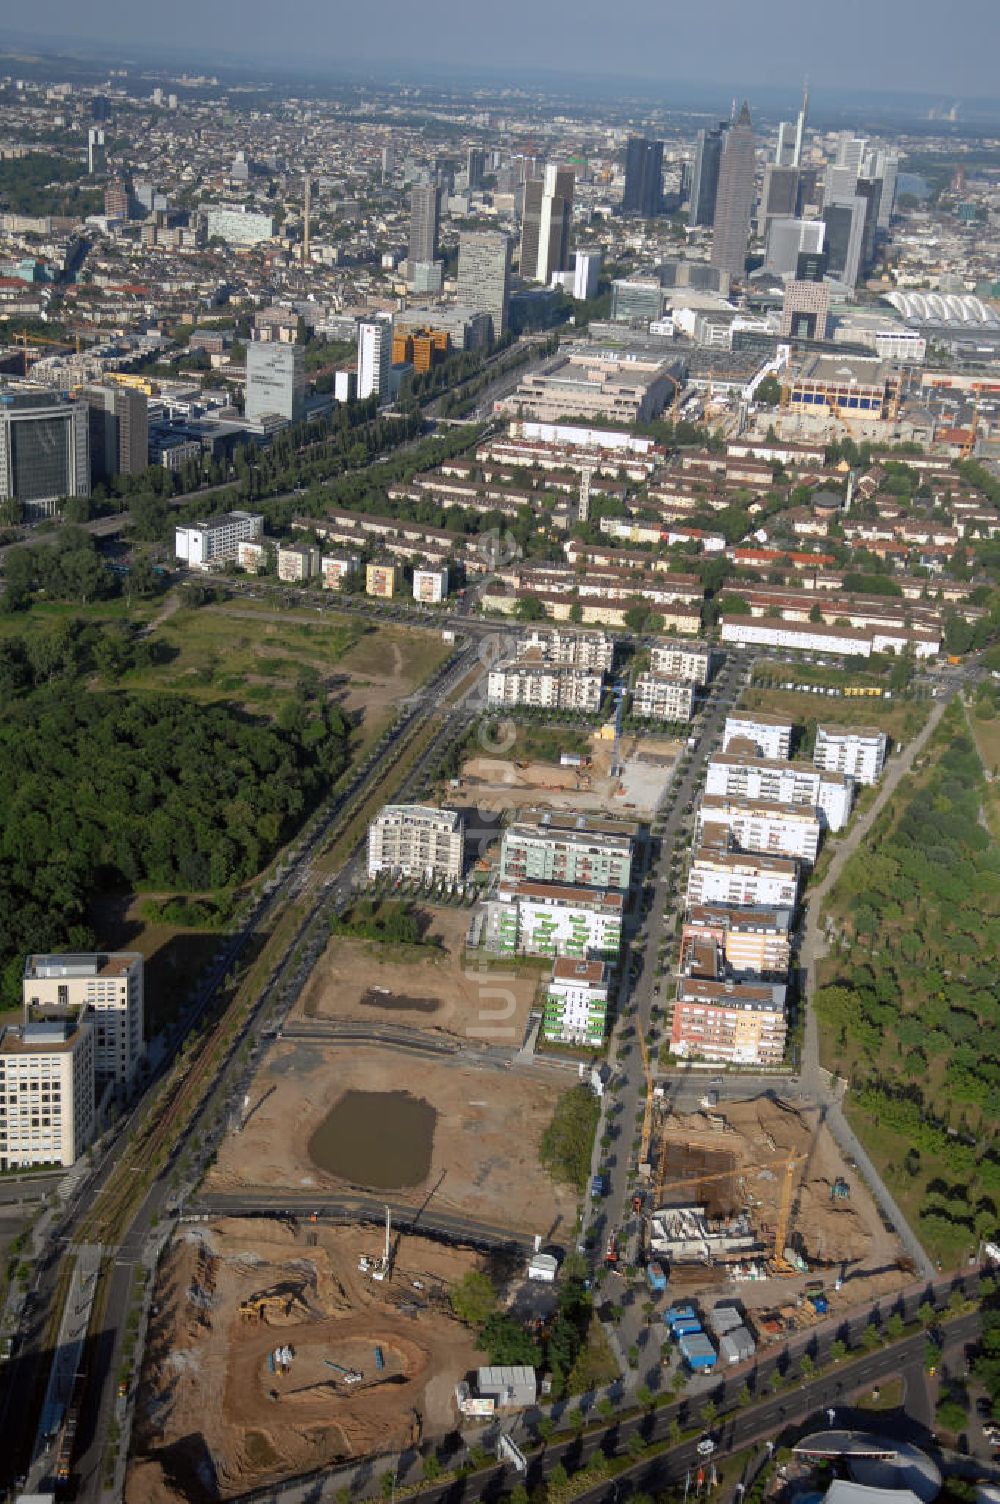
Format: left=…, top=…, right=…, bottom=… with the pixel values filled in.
left=294, top=904, right=539, bottom=1042
left=451, top=730, right=682, bottom=821
left=634, top=1094, right=911, bottom=1321
left=205, top=1041, right=579, bottom=1238
left=127, top=1217, right=486, bottom=1504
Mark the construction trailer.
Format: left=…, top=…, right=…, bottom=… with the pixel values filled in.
left=678, top=1329, right=717, bottom=1372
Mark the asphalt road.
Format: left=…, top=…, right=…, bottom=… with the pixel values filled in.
left=581, top=650, right=752, bottom=1275
left=247, top=1281, right=981, bottom=1504
left=0, top=636, right=484, bottom=1500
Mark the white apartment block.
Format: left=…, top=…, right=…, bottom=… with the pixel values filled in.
left=814, top=725, right=888, bottom=785
left=686, top=849, right=800, bottom=909
left=322, top=553, right=360, bottom=590
left=633, top=675, right=696, bottom=723
left=649, top=640, right=712, bottom=684
left=705, top=752, right=853, bottom=832
left=175, top=510, right=264, bottom=568
left=543, top=958, right=611, bottom=1046
left=23, top=952, right=143, bottom=1092
left=697, top=795, right=822, bottom=865
left=413, top=566, right=449, bottom=603
left=237, top=539, right=268, bottom=573
left=367, top=804, right=465, bottom=880
left=488, top=878, right=624, bottom=959
left=0, top=1014, right=96, bottom=1169
left=723, top=713, right=793, bottom=760
left=486, top=663, right=603, bottom=714
left=514, top=629, right=615, bottom=673
left=277, top=544, right=321, bottom=582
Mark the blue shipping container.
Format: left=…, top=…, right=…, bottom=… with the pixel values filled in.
left=646, top=1262, right=668, bottom=1293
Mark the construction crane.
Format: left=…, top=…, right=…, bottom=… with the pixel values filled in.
left=637, top=1024, right=655, bottom=1172
left=650, top=1151, right=806, bottom=1271
left=12, top=327, right=82, bottom=362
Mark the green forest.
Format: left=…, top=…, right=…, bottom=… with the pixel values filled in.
left=0, top=621, right=350, bottom=1003
left=816, top=705, right=1000, bottom=1261
left=0, top=151, right=103, bottom=217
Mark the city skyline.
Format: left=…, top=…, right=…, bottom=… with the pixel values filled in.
left=7, top=0, right=999, bottom=100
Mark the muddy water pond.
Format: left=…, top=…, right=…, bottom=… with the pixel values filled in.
left=308, top=1089, right=437, bottom=1188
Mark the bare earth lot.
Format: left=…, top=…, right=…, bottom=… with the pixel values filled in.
left=452, top=732, right=681, bottom=819
left=127, top=1218, right=482, bottom=1504
left=296, top=906, right=538, bottom=1043
left=654, top=1095, right=908, bottom=1316
left=205, top=1042, right=577, bottom=1239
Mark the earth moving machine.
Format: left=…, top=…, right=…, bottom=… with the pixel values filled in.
left=324, top=1359, right=363, bottom=1385
left=240, top=1283, right=307, bottom=1321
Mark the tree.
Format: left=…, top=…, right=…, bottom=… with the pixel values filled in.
left=421, top=1455, right=442, bottom=1483
left=549, top=1462, right=569, bottom=1487
left=830, top=1340, right=847, bottom=1363
left=478, top=1313, right=541, bottom=1367
left=756, top=375, right=782, bottom=407
left=886, top=1312, right=906, bottom=1340
left=451, top=1270, right=497, bottom=1327
left=515, top=596, right=546, bottom=622
left=699, top=1399, right=717, bottom=1428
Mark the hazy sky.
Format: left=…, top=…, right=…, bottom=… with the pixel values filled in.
left=11, top=0, right=1000, bottom=98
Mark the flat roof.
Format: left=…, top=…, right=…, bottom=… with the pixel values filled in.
left=708, top=751, right=851, bottom=787
left=685, top=904, right=792, bottom=933
left=496, top=879, right=623, bottom=911
left=724, top=711, right=793, bottom=729
left=690, top=847, right=798, bottom=876
left=552, top=957, right=609, bottom=983
left=24, top=951, right=139, bottom=980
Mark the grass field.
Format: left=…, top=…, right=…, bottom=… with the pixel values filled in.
left=738, top=685, right=929, bottom=745
left=120, top=603, right=365, bottom=710
left=0, top=597, right=160, bottom=639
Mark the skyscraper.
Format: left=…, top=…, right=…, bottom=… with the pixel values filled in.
left=623, top=136, right=664, bottom=218
left=408, top=183, right=441, bottom=267
left=0, top=385, right=90, bottom=521
left=80, top=383, right=149, bottom=483
left=87, top=127, right=106, bottom=176
left=356, top=317, right=393, bottom=401
left=822, top=196, right=867, bottom=287
left=711, top=102, right=756, bottom=277
left=689, top=125, right=726, bottom=227
left=760, top=163, right=800, bottom=228
left=520, top=165, right=574, bottom=283
left=467, top=147, right=486, bottom=190
left=245, top=342, right=306, bottom=424
left=457, top=231, right=511, bottom=340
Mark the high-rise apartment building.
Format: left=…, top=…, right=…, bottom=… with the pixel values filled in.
left=87, top=127, right=106, bottom=175
left=79, top=382, right=148, bottom=483
left=104, top=176, right=129, bottom=219
left=457, top=231, right=511, bottom=340
left=689, top=125, right=726, bottom=227
left=356, top=316, right=393, bottom=401
left=623, top=136, right=663, bottom=218
left=174, top=510, right=263, bottom=567
left=0, top=385, right=90, bottom=521
left=711, top=102, right=756, bottom=277
left=367, top=804, right=465, bottom=881
left=23, top=952, right=144, bottom=1093
left=0, top=1012, right=96, bottom=1169
left=520, top=165, right=574, bottom=283
left=245, top=341, right=305, bottom=425
left=408, top=183, right=441, bottom=267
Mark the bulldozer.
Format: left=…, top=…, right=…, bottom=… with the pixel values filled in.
left=239, top=1282, right=308, bottom=1322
